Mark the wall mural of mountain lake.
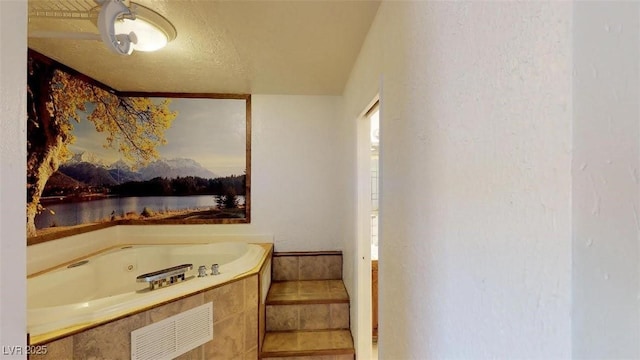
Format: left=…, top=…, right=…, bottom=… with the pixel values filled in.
left=27, top=50, right=251, bottom=240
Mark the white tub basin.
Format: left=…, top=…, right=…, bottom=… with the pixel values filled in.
left=28, top=242, right=265, bottom=338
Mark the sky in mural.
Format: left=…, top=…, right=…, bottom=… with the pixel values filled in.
left=67, top=97, right=247, bottom=177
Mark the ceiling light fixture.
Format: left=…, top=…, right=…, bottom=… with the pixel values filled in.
left=96, top=0, right=136, bottom=55
left=113, top=2, right=177, bottom=53
left=27, top=0, right=176, bottom=56
left=97, top=0, right=176, bottom=55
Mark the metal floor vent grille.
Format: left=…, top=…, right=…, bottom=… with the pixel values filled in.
left=131, top=302, right=213, bottom=360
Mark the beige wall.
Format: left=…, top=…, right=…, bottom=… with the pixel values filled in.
left=0, top=1, right=28, bottom=358
left=342, top=2, right=573, bottom=358
left=572, top=2, right=640, bottom=358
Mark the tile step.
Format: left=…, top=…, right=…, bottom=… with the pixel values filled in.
left=266, top=303, right=350, bottom=332
left=266, top=280, right=349, bottom=305
left=261, top=330, right=354, bottom=359
left=262, top=355, right=353, bottom=360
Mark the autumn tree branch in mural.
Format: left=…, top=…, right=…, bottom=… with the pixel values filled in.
left=26, top=54, right=176, bottom=237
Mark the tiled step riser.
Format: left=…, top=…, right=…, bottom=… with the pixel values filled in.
left=266, top=303, right=349, bottom=331
left=273, top=254, right=342, bottom=281
left=263, top=355, right=354, bottom=360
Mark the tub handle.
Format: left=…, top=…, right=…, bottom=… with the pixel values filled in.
left=211, top=264, right=220, bottom=275
left=197, top=265, right=208, bottom=277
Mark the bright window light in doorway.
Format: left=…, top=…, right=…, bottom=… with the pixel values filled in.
left=368, top=107, right=380, bottom=261
left=370, top=110, right=380, bottom=148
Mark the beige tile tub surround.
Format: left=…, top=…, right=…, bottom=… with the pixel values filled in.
left=273, top=252, right=342, bottom=281
left=29, top=336, right=73, bottom=360
left=30, top=275, right=260, bottom=360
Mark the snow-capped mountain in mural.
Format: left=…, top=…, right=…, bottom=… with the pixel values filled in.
left=57, top=152, right=218, bottom=185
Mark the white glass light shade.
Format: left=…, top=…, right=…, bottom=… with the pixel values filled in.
left=115, top=18, right=167, bottom=52
left=105, top=2, right=177, bottom=53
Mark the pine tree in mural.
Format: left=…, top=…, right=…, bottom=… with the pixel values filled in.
left=26, top=55, right=176, bottom=237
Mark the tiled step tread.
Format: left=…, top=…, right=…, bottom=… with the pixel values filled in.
left=266, top=280, right=349, bottom=305
left=262, top=355, right=353, bottom=360
left=261, top=329, right=354, bottom=358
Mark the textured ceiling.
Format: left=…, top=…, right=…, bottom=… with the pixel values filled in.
left=27, top=0, right=380, bottom=95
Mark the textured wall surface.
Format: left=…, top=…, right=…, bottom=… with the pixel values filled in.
left=0, top=1, right=27, bottom=357
left=343, top=2, right=573, bottom=358
left=249, top=95, right=348, bottom=251
left=340, top=3, right=383, bottom=357
left=572, top=2, right=640, bottom=358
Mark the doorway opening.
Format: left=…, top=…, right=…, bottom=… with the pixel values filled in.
left=367, top=103, right=380, bottom=355
left=356, top=97, right=380, bottom=360
left=369, top=104, right=380, bottom=263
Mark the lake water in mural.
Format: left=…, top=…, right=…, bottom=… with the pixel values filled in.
left=35, top=195, right=247, bottom=229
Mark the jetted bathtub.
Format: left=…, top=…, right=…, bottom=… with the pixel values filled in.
left=28, top=242, right=266, bottom=338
